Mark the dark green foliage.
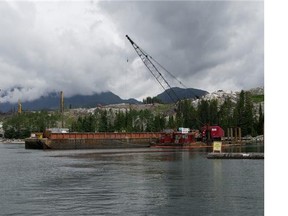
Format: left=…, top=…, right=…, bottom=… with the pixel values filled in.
left=3, top=111, right=61, bottom=139
left=143, top=97, right=163, bottom=104
left=99, top=110, right=108, bottom=132
left=69, top=108, right=168, bottom=133
left=209, top=99, right=219, bottom=125
left=256, top=104, right=264, bottom=135
left=251, top=94, right=264, bottom=103
left=232, top=91, right=259, bottom=136
left=218, top=98, right=234, bottom=133
left=167, top=115, right=176, bottom=129
left=197, top=100, right=210, bottom=126
left=243, top=92, right=256, bottom=136
left=176, top=100, right=198, bottom=129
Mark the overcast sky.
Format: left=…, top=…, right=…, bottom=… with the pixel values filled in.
left=0, top=0, right=264, bottom=103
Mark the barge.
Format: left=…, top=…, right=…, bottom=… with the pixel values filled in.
left=25, top=131, right=162, bottom=150
left=25, top=127, right=221, bottom=150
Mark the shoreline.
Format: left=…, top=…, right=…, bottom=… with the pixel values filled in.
left=0, top=139, right=25, bottom=144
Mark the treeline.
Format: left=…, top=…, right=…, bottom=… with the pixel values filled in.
left=142, top=96, right=162, bottom=104
left=2, top=90, right=264, bottom=139
left=71, top=90, right=264, bottom=136
left=175, top=90, right=264, bottom=136
left=2, top=112, right=61, bottom=139
left=71, top=109, right=166, bottom=133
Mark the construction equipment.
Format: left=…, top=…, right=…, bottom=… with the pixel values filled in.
left=126, top=35, right=225, bottom=143
left=126, top=35, right=183, bottom=104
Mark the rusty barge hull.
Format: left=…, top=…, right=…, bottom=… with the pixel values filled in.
left=25, top=132, right=162, bottom=150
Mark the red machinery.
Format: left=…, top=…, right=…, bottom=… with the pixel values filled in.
left=157, top=128, right=199, bottom=146
left=201, top=125, right=224, bottom=141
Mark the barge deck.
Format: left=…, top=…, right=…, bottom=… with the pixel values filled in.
left=25, top=132, right=162, bottom=150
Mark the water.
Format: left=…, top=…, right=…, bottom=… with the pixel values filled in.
left=0, top=143, right=264, bottom=216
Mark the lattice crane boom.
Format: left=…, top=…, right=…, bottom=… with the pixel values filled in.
left=126, top=35, right=180, bottom=104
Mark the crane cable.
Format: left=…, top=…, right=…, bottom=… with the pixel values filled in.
left=147, top=55, right=188, bottom=89
left=127, top=37, right=187, bottom=89
left=126, top=35, right=180, bottom=104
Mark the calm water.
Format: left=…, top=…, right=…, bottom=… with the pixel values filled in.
left=0, top=143, right=264, bottom=216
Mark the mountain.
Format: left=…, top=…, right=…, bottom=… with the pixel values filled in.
left=0, top=92, right=140, bottom=112
left=0, top=87, right=214, bottom=112
left=190, top=87, right=264, bottom=114
left=156, top=87, right=208, bottom=103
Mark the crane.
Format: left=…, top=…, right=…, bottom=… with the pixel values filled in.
left=126, top=35, right=184, bottom=104
left=126, top=35, right=225, bottom=144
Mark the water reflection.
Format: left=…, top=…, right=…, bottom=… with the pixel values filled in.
left=223, top=143, right=264, bottom=153
left=0, top=144, right=264, bottom=216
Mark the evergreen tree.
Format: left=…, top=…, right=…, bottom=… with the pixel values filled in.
left=232, top=90, right=258, bottom=136
left=3, top=111, right=61, bottom=139
left=167, top=115, right=176, bottom=129
left=257, top=104, right=264, bottom=135
left=99, top=110, right=108, bottom=132
left=197, top=100, right=210, bottom=126
left=209, top=99, right=219, bottom=125
left=176, top=101, right=183, bottom=126
left=153, top=114, right=166, bottom=132
left=114, top=111, right=126, bottom=132
left=233, top=90, right=245, bottom=128
left=218, top=97, right=234, bottom=133
left=243, top=91, right=255, bottom=136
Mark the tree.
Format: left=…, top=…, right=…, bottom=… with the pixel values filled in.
left=233, top=90, right=245, bottom=128
left=232, top=90, right=258, bottom=136
left=152, top=114, right=166, bottom=132
left=114, top=111, right=126, bottom=132
left=197, top=100, right=210, bottom=126
left=218, top=97, right=234, bottom=133
left=209, top=99, right=219, bottom=125
left=3, top=111, right=61, bottom=139
left=99, top=110, right=108, bottom=132
left=143, top=96, right=163, bottom=104
left=167, top=115, right=176, bottom=129
left=243, top=91, right=256, bottom=136
left=256, top=104, right=264, bottom=135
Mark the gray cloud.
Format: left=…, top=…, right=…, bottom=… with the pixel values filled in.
left=0, top=0, right=263, bottom=103
left=100, top=1, right=264, bottom=90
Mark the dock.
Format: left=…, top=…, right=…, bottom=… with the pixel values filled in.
left=207, top=152, right=264, bottom=159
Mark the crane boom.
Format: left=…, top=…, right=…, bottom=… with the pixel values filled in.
left=126, top=35, right=180, bottom=104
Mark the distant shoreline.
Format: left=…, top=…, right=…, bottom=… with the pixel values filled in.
left=0, top=139, right=25, bottom=144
